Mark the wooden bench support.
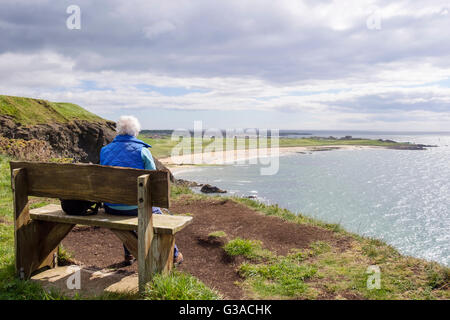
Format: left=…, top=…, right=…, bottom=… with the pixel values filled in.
left=12, top=168, right=75, bottom=278
left=138, top=174, right=154, bottom=292
left=111, top=229, right=139, bottom=258
left=150, top=233, right=175, bottom=275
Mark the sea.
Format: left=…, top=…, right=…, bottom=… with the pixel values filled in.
left=175, top=131, right=450, bottom=266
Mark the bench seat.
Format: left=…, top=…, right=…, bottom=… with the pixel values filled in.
left=30, top=204, right=192, bottom=235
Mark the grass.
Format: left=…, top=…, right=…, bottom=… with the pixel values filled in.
left=226, top=233, right=450, bottom=300
left=0, top=154, right=74, bottom=299
left=139, top=136, right=181, bottom=159
left=223, top=237, right=272, bottom=261
left=232, top=197, right=450, bottom=299
left=233, top=197, right=345, bottom=233
left=208, top=231, right=227, bottom=238
left=171, top=184, right=194, bottom=199
left=57, top=245, right=74, bottom=266
left=144, top=271, right=221, bottom=300
left=224, top=237, right=317, bottom=298
left=239, top=257, right=318, bottom=298
left=0, top=94, right=105, bottom=125
left=234, top=199, right=450, bottom=300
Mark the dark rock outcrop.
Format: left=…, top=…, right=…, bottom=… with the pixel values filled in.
left=175, top=179, right=203, bottom=187
left=387, top=144, right=436, bottom=150
left=200, top=184, right=227, bottom=194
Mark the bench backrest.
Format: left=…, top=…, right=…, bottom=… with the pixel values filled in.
left=10, top=161, right=170, bottom=208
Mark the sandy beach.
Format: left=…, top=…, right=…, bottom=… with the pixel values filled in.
left=161, top=145, right=383, bottom=174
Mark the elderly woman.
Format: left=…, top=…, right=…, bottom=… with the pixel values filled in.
left=100, top=116, right=183, bottom=266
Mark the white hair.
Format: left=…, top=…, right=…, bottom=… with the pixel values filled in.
left=116, top=115, right=141, bottom=137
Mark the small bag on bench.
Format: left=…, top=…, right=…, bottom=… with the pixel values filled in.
left=60, top=199, right=101, bottom=216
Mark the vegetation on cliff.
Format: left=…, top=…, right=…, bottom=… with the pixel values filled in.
left=0, top=95, right=116, bottom=163
left=0, top=95, right=104, bottom=125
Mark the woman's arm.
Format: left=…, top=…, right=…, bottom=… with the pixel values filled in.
left=141, top=148, right=156, bottom=170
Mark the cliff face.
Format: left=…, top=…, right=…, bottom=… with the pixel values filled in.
left=0, top=115, right=174, bottom=180
left=0, top=115, right=116, bottom=163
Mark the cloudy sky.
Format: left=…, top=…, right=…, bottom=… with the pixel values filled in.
left=1, top=0, right=450, bottom=130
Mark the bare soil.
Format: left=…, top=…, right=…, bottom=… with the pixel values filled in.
left=62, top=197, right=353, bottom=299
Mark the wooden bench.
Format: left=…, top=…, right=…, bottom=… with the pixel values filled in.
left=10, top=161, right=192, bottom=293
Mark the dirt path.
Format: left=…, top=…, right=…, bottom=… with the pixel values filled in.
left=62, top=197, right=352, bottom=299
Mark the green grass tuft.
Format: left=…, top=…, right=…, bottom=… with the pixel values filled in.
left=426, top=263, right=450, bottom=289
left=239, top=258, right=318, bottom=298
left=208, top=231, right=227, bottom=238
left=57, top=245, right=74, bottom=266
left=223, top=237, right=272, bottom=260
left=171, top=184, right=194, bottom=199
left=232, top=197, right=346, bottom=234
left=144, top=271, right=222, bottom=300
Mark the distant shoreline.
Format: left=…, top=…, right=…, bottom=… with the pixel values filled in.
left=162, top=144, right=386, bottom=174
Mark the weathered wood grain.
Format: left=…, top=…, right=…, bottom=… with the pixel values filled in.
left=30, top=204, right=192, bottom=234
left=12, top=168, right=32, bottom=278
left=138, top=174, right=154, bottom=293
left=12, top=168, right=74, bottom=278
left=10, top=162, right=170, bottom=208
left=33, top=221, right=75, bottom=271
left=151, top=234, right=175, bottom=275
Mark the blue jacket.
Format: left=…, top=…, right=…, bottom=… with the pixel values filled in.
left=100, top=135, right=152, bottom=208
left=100, top=135, right=151, bottom=170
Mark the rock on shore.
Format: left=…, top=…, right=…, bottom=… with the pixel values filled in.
left=200, top=184, right=227, bottom=194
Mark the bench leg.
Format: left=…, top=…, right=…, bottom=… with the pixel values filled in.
left=12, top=168, right=74, bottom=278
left=16, top=220, right=74, bottom=279
left=151, top=233, right=175, bottom=275
left=138, top=174, right=154, bottom=293
left=138, top=233, right=175, bottom=293
left=137, top=174, right=175, bottom=293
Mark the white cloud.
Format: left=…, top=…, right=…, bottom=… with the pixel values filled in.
left=142, top=20, right=176, bottom=39
left=0, top=0, right=449, bottom=130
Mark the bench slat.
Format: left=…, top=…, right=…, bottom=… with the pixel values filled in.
left=10, top=162, right=170, bottom=208
left=30, top=204, right=192, bottom=235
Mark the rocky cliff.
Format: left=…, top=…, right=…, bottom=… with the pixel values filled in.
left=0, top=115, right=116, bottom=163
left=0, top=115, right=174, bottom=181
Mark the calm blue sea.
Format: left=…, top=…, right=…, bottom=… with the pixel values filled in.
left=175, top=132, right=450, bottom=266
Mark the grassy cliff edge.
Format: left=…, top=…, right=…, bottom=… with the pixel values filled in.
left=0, top=94, right=105, bottom=125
